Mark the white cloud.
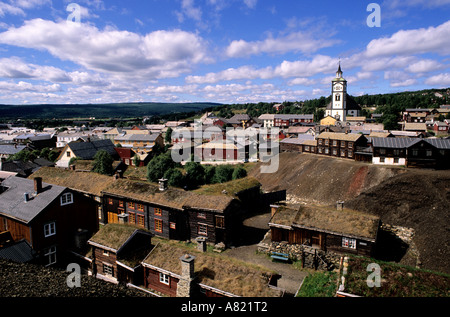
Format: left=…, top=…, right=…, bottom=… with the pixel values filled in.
left=0, top=2, right=25, bottom=16
left=243, top=0, right=257, bottom=9
left=406, top=59, right=444, bottom=73
left=366, top=20, right=450, bottom=57
left=0, top=19, right=209, bottom=81
left=425, top=73, right=450, bottom=86
left=226, top=31, right=339, bottom=58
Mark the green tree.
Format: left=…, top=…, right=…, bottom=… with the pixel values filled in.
left=147, top=152, right=176, bottom=182
left=164, top=168, right=184, bottom=187
left=40, top=147, right=50, bottom=160
left=232, top=166, right=247, bottom=180
left=184, top=161, right=205, bottom=188
left=213, top=165, right=234, bottom=183
left=165, top=127, right=173, bottom=144
left=133, top=155, right=141, bottom=167
left=204, top=165, right=216, bottom=184
left=92, top=150, right=114, bottom=175
left=48, top=150, right=60, bottom=162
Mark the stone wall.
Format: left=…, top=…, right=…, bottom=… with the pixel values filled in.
left=258, top=234, right=341, bottom=271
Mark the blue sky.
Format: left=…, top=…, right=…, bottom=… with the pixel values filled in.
left=0, top=0, right=449, bottom=105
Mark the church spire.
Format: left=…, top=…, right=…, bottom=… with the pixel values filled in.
left=336, top=61, right=343, bottom=78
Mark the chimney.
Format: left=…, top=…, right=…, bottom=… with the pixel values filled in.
left=159, top=178, right=168, bottom=191
left=69, top=164, right=76, bottom=171
left=336, top=201, right=344, bottom=211
left=195, top=237, right=207, bottom=252
left=176, top=254, right=196, bottom=297
left=34, top=177, right=43, bottom=194
left=24, top=193, right=29, bottom=202
left=270, top=204, right=279, bottom=217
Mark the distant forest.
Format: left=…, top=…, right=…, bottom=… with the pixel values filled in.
left=1, top=88, right=449, bottom=130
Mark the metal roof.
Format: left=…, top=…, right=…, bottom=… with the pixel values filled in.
left=0, top=240, right=35, bottom=263
left=372, top=137, right=450, bottom=150
left=0, top=176, right=66, bottom=224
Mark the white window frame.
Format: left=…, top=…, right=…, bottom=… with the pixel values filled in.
left=103, top=263, right=114, bottom=276
left=342, top=237, right=357, bottom=249
left=44, top=222, right=56, bottom=237
left=44, top=246, right=57, bottom=266
left=60, top=192, right=73, bottom=206
left=159, top=273, right=170, bottom=285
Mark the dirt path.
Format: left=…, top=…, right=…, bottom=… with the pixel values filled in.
left=222, top=211, right=308, bottom=296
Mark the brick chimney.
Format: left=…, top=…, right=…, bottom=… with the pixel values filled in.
left=176, top=254, right=196, bottom=297
left=159, top=178, right=168, bottom=191
left=336, top=201, right=344, bottom=211
left=34, top=177, right=43, bottom=194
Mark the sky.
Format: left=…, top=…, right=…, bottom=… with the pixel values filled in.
left=0, top=0, right=449, bottom=105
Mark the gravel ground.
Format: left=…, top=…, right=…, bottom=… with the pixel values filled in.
left=0, top=259, right=151, bottom=297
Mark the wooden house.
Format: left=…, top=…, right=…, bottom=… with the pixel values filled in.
left=433, top=121, right=449, bottom=134
left=372, top=137, right=450, bottom=168
left=141, top=242, right=283, bottom=297
left=101, top=178, right=240, bottom=246
left=55, top=139, right=118, bottom=168
left=280, top=135, right=315, bottom=153
left=114, top=133, right=164, bottom=154
left=315, top=132, right=368, bottom=159
left=0, top=176, right=98, bottom=266
left=88, top=223, right=153, bottom=285
left=268, top=204, right=380, bottom=257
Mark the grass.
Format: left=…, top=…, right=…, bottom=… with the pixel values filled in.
left=193, top=176, right=261, bottom=196
left=296, top=271, right=338, bottom=297
left=341, top=255, right=450, bottom=297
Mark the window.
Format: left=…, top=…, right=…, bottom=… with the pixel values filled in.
left=108, top=198, right=113, bottom=205
left=155, top=219, right=163, bottom=233
left=394, top=158, right=399, bottom=164
left=380, top=148, right=386, bottom=155
left=332, top=140, right=338, bottom=146
left=197, top=212, right=206, bottom=219
left=170, top=222, right=176, bottom=230
left=216, top=216, right=225, bottom=228
left=44, top=246, right=57, bottom=266
left=154, top=208, right=162, bottom=216
left=103, top=250, right=109, bottom=256
left=128, top=212, right=136, bottom=225
left=60, top=193, right=73, bottom=206
left=342, top=237, right=356, bottom=249
left=426, top=150, right=432, bottom=157
left=137, top=204, right=144, bottom=212
left=412, top=149, right=418, bottom=156
left=137, top=214, right=145, bottom=228
left=159, top=273, right=169, bottom=285
left=118, top=200, right=124, bottom=207
left=198, top=224, right=207, bottom=236
left=380, top=157, right=385, bottom=163
left=67, top=151, right=71, bottom=157
left=44, top=222, right=56, bottom=237
left=393, top=149, right=400, bottom=156
left=103, top=263, right=113, bottom=276
left=128, top=202, right=135, bottom=209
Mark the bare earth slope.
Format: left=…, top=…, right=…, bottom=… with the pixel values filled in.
left=249, top=152, right=450, bottom=274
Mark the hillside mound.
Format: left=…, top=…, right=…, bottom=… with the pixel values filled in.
left=249, top=152, right=450, bottom=274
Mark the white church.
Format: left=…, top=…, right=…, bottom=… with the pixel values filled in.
left=325, top=63, right=361, bottom=121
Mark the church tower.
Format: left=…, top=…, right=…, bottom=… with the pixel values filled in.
left=329, top=62, right=348, bottom=121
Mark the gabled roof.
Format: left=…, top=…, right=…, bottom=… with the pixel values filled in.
left=102, top=179, right=235, bottom=212
left=88, top=223, right=151, bottom=253
left=0, top=176, right=66, bottom=224
left=317, top=131, right=364, bottom=142
left=269, top=205, right=380, bottom=241
left=142, top=242, right=282, bottom=297
left=67, top=139, right=117, bottom=160
left=0, top=145, right=27, bottom=155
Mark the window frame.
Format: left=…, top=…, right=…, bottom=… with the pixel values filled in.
left=44, top=246, right=57, bottom=266
left=44, top=222, right=56, bottom=237
left=155, top=219, right=163, bottom=233
left=60, top=192, right=73, bottom=206
left=342, top=237, right=357, bottom=249
left=159, top=273, right=169, bottom=285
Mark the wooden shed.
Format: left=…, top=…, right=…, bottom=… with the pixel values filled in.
left=268, top=204, right=380, bottom=257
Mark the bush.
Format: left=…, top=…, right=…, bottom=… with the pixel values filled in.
left=204, top=165, right=216, bottom=184
left=184, top=161, right=205, bottom=188
left=232, top=166, right=247, bottom=180
left=147, top=152, right=177, bottom=182
left=164, top=168, right=184, bottom=187
left=213, top=165, right=234, bottom=183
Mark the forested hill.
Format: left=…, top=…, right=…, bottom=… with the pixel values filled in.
left=0, top=102, right=221, bottom=120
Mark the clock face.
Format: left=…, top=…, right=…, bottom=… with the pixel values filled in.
left=334, top=84, right=342, bottom=91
